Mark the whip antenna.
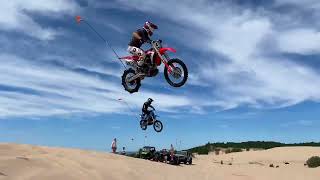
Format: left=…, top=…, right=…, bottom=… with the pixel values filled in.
left=76, top=16, right=127, bottom=69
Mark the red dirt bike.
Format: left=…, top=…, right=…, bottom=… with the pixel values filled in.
left=120, top=40, right=188, bottom=93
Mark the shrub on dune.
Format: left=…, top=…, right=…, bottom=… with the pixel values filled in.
left=225, top=149, right=231, bottom=154
left=214, top=148, right=220, bottom=155
left=198, top=148, right=209, bottom=155
left=231, top=148, right=242, bottom=153
left=225, top=148, right=242, bottom=154
left=306, top=156, right=320, bottom=168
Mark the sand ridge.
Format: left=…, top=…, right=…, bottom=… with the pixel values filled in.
left=0, top=143, right=319, bottom=180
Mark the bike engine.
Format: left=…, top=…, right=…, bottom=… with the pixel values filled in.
left=137, top=64, right=149, bottom=74
left=126, top=60, right=137, bottom=67
left=148, top=68, right=159, bottom=77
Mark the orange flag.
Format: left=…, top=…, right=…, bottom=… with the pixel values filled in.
left=76, top=16, right=82, bottom=23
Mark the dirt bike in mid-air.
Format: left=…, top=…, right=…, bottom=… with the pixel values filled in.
left=140, top=110, right=163, bottom=132
left=120, top=40, right=188, bottom=93
left=75, top=17, right=187, bottom=93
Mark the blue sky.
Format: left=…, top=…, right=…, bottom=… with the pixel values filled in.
left=1, top=0, right=320, bottom=151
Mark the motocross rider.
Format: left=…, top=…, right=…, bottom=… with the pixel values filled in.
left=142, top=98, right=155, bottom=123
left=127, top=21, right=158, bottom=71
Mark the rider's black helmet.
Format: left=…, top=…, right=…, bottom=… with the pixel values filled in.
left=148, top=98, right=153, bottom=103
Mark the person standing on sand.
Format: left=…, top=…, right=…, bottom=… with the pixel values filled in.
left=111, top=138, right=117, bottom=153
left=170, top=144, right=174, bottom=160
left=121, top=147, right=126, bottom=155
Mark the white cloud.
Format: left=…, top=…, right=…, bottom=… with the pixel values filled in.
left=111, top=0, right=320, bottom=110
left=274, top=0, right=320, bottom=9
left=0, top=0, right=80, bottom=40
left=105, top=23, right=125, bottom=34
left=0, top=54, right=192, bottom=117
left=280, top=120, right=314, bottom=127
left=218, top=124, right=229, bottom=129
left=297, top=120, right=313, bottom=126
left=111, top=126, right=121, bottom=129
left=206, top=57, right=320, bottom=109
left=210, top=16, right=272, bottom=62
left=2, top=0, right=320, bottom=117
left=277, top=29, right=320, bottom=55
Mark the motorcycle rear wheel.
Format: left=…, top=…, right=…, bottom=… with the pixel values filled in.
left=140, top=120, right=147, bottom=130
left=121, top=68, right=141, bottom=93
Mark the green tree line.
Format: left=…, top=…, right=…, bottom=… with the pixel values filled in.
left=187, top=141, right=320, bottom=155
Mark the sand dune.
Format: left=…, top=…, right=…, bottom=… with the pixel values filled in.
left=0, top=144, right=319, bottom=180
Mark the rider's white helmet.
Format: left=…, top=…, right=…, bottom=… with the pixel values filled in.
left=144, top=21, right=158, bottom=36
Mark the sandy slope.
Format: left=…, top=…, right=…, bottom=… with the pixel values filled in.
left=0, top=144, right=319, bottom=180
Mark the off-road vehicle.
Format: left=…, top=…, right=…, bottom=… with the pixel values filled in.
left=138, top=146, right=156, bottom=160
left=175, top=151, right=192, bottom=164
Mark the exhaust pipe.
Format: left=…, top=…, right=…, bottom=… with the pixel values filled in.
left=126, top=73, right=145, bottom=83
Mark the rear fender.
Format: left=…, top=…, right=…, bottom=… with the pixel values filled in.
left=119, top=55, right=139, bottom=61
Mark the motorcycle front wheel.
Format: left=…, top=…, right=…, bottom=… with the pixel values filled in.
left=153, top=120, right=163, bottom=132
left=164, top=58, right=188, bottom=87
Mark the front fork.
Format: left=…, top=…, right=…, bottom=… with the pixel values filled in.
left=153, top=45, right=174, bottom=74
left=149, top=111, right=156, bottom=123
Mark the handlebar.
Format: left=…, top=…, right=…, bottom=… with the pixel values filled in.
left=148, top=39, right=162, bottom=44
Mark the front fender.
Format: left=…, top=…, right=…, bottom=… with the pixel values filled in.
left=159, top=47, right=176, bottom=55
